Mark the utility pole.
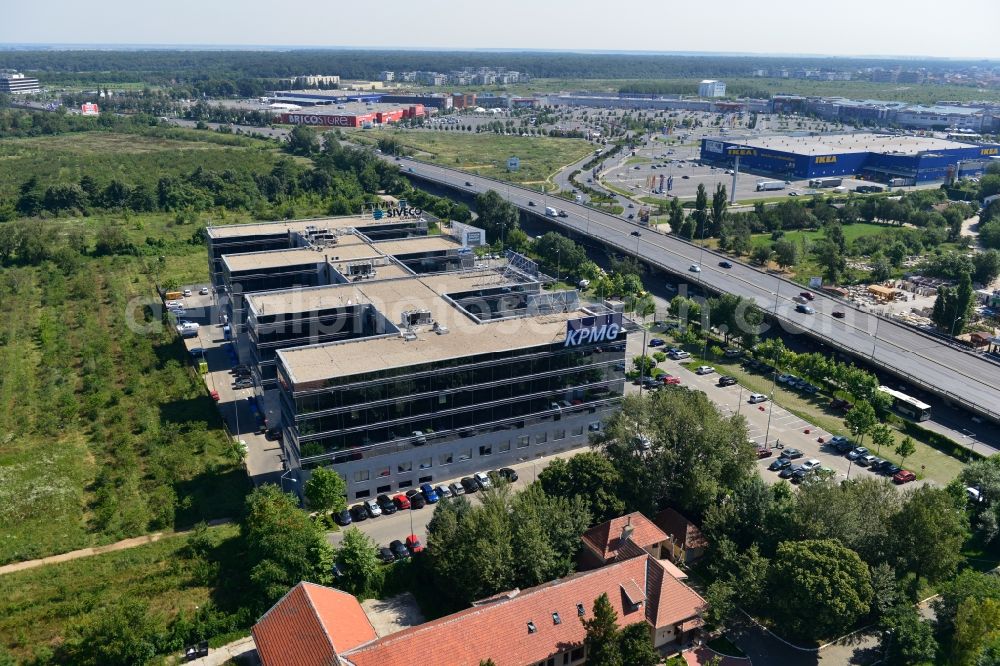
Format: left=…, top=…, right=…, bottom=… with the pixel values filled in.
left=730, top=155, right=739, bottom=205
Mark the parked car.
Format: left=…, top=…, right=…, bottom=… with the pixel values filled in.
left=349, top=505, right=369, bottom=522
left=498, top=467, right=519, bottom=482
left=420, top=483, right=440, bottom=503
left=649, top=338, right=666, bottom=347
left=756, top=446, right=773, bottom=459
left=777, top=373, right=793, bottom=384
left=405, top=489, right=426, bottom=509
left=882, top=463, right=902, bottom=476
left=748, top=393, right=768, bottom=404
left=801, top=459, right=822, bottom=472
left=449, top=482, right=466, bottom=497
left=831, top=437, right=855, bottom=454
left=460, top=477, right=479, bottom=494
left=377, top=494, right=397, bottom=515
left=695, top=365, right=715, bottom=375
left=474, top=471, right=492, bottom=490
left=364, top=499, right=382, bottom=518
left=780, top=448, right=804, bottom=460
left=724, top=348, right=742, bottom=358
left=668, top=349, right=691, bottom=360
left=718, top=375, right=738, bottom=387
left=869, top=458, right=887, bottom=472
left=779, top=465, right=803, bottom=479
left=662, top=374, right=681, bottom=385
left=791, top=468, right=813, bottom=484
left=405, top=534, right=424, bottom=554
left=389, top=540, right=410, bottom=559
left=378, top=547, right=396, bottom=564
left=434, top=485, right=453, bottom=499
left=893, top=470, right=916, bottom=484
left=333, top=509, right=352, bottom=527
left=199, top=286, right=210, bottom=295
left=769, top=457, right=791, bottom=471
left=392, top=494, right=411, bottom=511
left=830, top=397, right=853, bottom=412
left=857, top=455, right=878, bottom=467
left=847, top=447, right=869, bottom=461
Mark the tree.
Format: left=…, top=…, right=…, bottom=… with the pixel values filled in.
left=934, top=569, right=1000, bottom=643
left=619, top=622, right=659, bottom=666
left=583, top=593, right=623, bottom=666
left=870, top=253, right=893, bottom=283
left=336, top=527, right=381, bottom=595
left=891, top=486, right=969, bottom=583
left=895, top=436, right=916, bottom=469
left=953, top=597, right=1000, bottom=666
left=844, top=401, right=878, bottom=447
left=538, top=452, right=626, bottom=522
left=879, top=604, right=938, bottom=666
left=710, top=182, right=728, bottom=236
left=286, top=125, right=319, bottom=156
left=242, top=485, right=334, bottom=606
left=692, top=183, right=709, bottom=240
left=959, top=456, right=1000, bottom=545
left=474, top=190, right=520, bottom=244
left=814, top=239, right=847, bottom=284
left=57, top=598, right=161, bottom=666
left=932, top=271, right=974, bottom=335
left=303, top=467, right=347, bottom=512
left=972, top=250, right=1000, bottom=286
left=766, top=539, right=873, bottom=641
left=750, top=245, right=772, bottom=267
left=772, top=239, right=798, bottom=270
left=668, top=201, right=685, bottom=235
left=870, top=423, right=894, bottom=456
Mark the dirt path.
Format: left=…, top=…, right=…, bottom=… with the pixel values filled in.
left=0, top=518, right=231, bottom=577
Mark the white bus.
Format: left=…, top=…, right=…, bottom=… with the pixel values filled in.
left=878, top=386, right=931, bottom=421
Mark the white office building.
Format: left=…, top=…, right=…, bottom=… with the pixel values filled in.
left=698, top=80, right=726, bottom=98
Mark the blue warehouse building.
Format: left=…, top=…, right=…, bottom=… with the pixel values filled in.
left=700, top=133, right=1000, bottom=184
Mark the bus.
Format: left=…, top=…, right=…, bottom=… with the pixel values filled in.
left=878, top=386, right=931, bottom=421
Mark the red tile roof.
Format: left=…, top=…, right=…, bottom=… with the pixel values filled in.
left=581, top=512, right=668, bottom=562
left=338, top=554, right=700, bottom=666
left=655, top=508, right=709, bottom=551
left=253, top=582, right=377, bottom=666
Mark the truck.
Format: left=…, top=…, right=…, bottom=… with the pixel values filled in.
left=164, top=290, right=183, bottom=300
left=808, top=177, right=842, bottom=188
left=545, top=206, right=558, bottom=217
left=889, top=177, right=915, bottom=187
left=756, top=180, right=785, bottom=192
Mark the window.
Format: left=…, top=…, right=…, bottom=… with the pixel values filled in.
left=577, top=603, right=585, bottom=617
left=418, top=475, right=432, bottom=484
left=589, top=421, right=602, bottom=432
left=354, top=489, right=370, bottom=499
left=554, top=429, right=566, bottom=441
left=547, top=659, right=555, bottom=666
left=377, top=466, right=390, bottom=478
left=397, top=461, right=412, bottom=474
left=571, top=425, right=584, bottom=436
left=458, top=448, right=472, bottom=462
left=398, top=479, right=413, bottom=489
left=535, top=432, right=548, bottom=445
left=517, top=436, right=530, bottom=449
left=552, top=611, right=561, bottom=625
left=499, top=440, right=511, bottom=453
left=353, top=470, right=369, bottom=483
left=479, top=444, right=492, bottom=457
left=439, top=452, right=453, bottom=466
left=419, top=457, right=432, bottom=470
left=570, top=647, right=584, bottom=661
left=527, top=621, right=536, bottom=634
left=376, top=485, right=391, bottom=494
left=563, top=654, right=571, bottom=665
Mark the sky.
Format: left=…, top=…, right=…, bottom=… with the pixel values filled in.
left=3, top=0, right=1000, bottom=60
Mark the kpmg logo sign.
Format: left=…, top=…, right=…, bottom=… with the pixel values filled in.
left=564, top=313, right=623, bottom=348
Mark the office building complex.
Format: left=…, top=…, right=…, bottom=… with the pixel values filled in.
left=0, top=73, right=40, bottom=94
left=698, top=79, right=726, bottom=98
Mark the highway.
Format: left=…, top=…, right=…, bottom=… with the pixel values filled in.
left=394, top=156, right=1000, bottom=426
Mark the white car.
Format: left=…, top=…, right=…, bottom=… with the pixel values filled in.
left=474, top=471, right=492, bottom=490
left=748, top=393, right=768, bottom=404
left=199, top=287, right=210, bottom=295
left=801, top=459, right=821, bottom=472
left=689, top=264, right=701, bottom=273
left=165, top=300, right=182, bottom=308
left=182, top=289, right=192, bottom=297
left=695, top=365, right=715, bottom=375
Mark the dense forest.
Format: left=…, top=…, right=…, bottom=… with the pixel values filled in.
left=0, top=49, right=993, bottom=86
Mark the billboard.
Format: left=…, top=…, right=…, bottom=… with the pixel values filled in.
left=281, top=112, right=376, bottom=127
left=81, top=102, right=99, bottom=116
left=507, top=156, right=520, bottom=172
left=450, top=221, right=487, bottom=247
left=704, top=140, right=724, bottom=153
left=564, top=312, right=623, bottom=348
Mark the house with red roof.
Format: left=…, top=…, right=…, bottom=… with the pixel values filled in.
left=580, top=511, right=670, bottom=568
left=654, top=508, right=709, bottom=564
left=252, top=515, right=707, bottom=665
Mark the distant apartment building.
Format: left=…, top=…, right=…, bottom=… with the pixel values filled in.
left=698, top=79, right=726, bottom=98
left=291, top=74, right=340, bottom=88
left=379, top=70, right=395, bottom=82
left=416, top=71, right=448, bottom=86
left=0, top=73, right=40, bottom=94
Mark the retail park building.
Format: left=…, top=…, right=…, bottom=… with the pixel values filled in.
left=206, top=210, right=627, bottom=500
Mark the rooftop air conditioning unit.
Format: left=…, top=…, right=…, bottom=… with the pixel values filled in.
left=433, top=323, right=449, bottom=335
left=402, top=331, right=418, bottom=342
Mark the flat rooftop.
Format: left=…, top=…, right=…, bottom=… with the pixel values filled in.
left=206, top=215, right=426, bottom=240
left=373, top=236, right=461, bottom=255
left=273, top=273, right=593, bottom=385
left=728, top=132, right=975, bottom=156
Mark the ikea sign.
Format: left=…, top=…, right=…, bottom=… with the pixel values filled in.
left=564, top=312, right=622, bottom=348
left=982, top=148, right=999, bottom=156
left=815, top=156, right=838, bottom=164
left=727, top=148, right=756, bottom=157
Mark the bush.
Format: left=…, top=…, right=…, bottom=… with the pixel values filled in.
left=900, top=420, right=984, bottom=464
left=652, top=351, right=667, bottom=363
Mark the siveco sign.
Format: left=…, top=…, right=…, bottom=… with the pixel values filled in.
left=564, top=312, right=623, bottom=348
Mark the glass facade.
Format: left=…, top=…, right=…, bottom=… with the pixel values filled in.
left=279, top=338, right=625, bottom=466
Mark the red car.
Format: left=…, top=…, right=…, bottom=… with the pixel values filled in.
left=393, top=494, right=411, bottom=510
left=893, top=470, right=916, bottom=484
left=756, top=446, right=773, bottom=459
left=405, top=534, right=424, bottom=553
left=799, top=291, right=815, bottom=301
left=209, top=389, right=220, bottom=402
left=661, top=374, right=681, bottom=385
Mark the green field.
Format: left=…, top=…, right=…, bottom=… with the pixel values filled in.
left=375, top=130, right=594, bottom=190
left=0, top=524, right=245, bottom=663
left=748, top=223, right=891, bottom=249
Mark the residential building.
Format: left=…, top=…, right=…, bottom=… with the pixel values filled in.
left=581, top=512, right=670, bottom=566
left=252, top=517, right=707, bottom=665
left=655, top=509, right=709, bottom=564
left=379, top=71, right=395, bottom=82
left=0, top=73, right=40, bottom=94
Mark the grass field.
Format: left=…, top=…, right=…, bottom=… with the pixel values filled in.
left=377, top=130, right=594, bottom=189
left=0, top=523, right=245, bottom=663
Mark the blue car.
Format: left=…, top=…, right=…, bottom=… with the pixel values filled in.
left=420, top=483, right=439, bottom=503
left=649, top=339, right=666, bottom=347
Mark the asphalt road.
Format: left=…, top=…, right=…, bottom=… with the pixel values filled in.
left=397, top=156, right=1000, bottom=426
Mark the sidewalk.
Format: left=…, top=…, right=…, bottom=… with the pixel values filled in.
left=182, top=636, right=257, bottom=666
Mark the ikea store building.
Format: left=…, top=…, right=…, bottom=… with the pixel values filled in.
left=700, top=133, right=1000, bottom=184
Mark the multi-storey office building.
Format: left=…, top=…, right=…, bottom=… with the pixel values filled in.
left=271, top=269, right=627, bottom=500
